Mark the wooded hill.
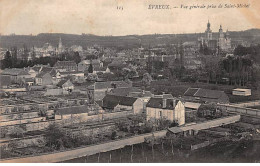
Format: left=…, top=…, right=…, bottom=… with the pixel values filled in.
left=0, top=29, right=260, bottom=49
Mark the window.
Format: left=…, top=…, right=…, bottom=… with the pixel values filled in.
left=159, top=111, right=162, bottom=117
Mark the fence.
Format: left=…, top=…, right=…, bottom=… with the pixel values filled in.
left=168, top=115, right=241, bottom=134
left=1, top=110, right=134, bottom=133
left=0, top=130, right=167, bottom=163
left=218, top=104, right=260, bottom=117
left=230, top=100, right=260, bottom=107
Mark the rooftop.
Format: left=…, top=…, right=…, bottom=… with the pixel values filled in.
left=184, top=88, right=227, bottom=99
left=146, top=97, right=179, bottom=110
left=102, top=94, right=137, bottom=109
left=56, top=105, right=88, bottom=115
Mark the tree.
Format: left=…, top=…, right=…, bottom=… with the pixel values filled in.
left=142, top=73, right=152, bottom=86
left=44, top=123, right=93, bottom=150
left=73, top=51, right=81, bottom=64
left=88, top=64, right=93, bottom=73
left=1, top=51, right=12, bottom=69
left=44, top=123, right=70, bottom=150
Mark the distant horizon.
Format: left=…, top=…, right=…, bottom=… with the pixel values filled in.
left=1, top=27, right=259, bottom=37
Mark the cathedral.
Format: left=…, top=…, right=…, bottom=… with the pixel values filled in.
left=199, top=21, right=231, bottom=52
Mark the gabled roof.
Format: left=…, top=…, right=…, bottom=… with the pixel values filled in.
left=102, top=94, right=137, bottom=109
left=40, top=67, right=54, bottom=73
left=146, top=97, right=179, bottom=110
left=57, top=79, right=73, bottom=88
left=31, top=66, right=42, bottom=72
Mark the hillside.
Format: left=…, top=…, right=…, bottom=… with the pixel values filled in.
left=0, top=29, right=259, bottom=49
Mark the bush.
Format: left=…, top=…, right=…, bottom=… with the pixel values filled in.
left=111, top=131, right=117, bottom=140
left=9, top=126, right=25, bottom=138
left=44, top=123, right=93, bottom=150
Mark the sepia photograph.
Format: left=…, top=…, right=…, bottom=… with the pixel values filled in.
left=0, top=0, right=260, bottom=163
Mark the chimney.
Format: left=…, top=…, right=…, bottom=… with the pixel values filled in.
left=162, top=99, right=167, bottom=108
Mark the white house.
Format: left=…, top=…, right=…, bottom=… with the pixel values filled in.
left=146, top=98, right=185, bottom=125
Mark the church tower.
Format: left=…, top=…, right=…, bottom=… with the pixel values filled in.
left=219, top=25, right=224, bottom=38
left=58, top=37, right=63, bottom=54
left=205, top=20, right=212, bottom=40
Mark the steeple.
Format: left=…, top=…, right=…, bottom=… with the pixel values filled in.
left=219, top=24, right=223, bottom=33
left=205, top=20, right=212, bottom=40
left=58, top=37, right=63, bottom=54
left=219, top=24, right=224, bottom=38
left=207, top=20, right=210, bottom=29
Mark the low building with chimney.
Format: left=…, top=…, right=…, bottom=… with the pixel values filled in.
left=146, top=96, right=185, bottom=125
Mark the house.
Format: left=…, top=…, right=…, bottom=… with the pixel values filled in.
left=1, top=68, right=31, bottom=84
left=35, top=72, right=53, bottom=86
left=57, top=79, right=74, bottom=92
left=184, top=102, right=201, bottom=121
left=91, top=81, right=132, bottom=101
left=232, top=88, right=251, bottom=96
left=27, top=66, right=40, bottom=77
left=183, top=88, right=229, bottom=104
left=54, top=61, right=77, bottom=72
left=146, top=97, right=185, bottom=125
left=101, top=94, right=144, bottom=114
left=128, top=90, right=154, bottom=111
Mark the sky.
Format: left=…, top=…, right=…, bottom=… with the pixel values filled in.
left=0, top=0, right=259, bottom=36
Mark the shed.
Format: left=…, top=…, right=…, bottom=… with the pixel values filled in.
left=232, top=88, right=251, bottom=96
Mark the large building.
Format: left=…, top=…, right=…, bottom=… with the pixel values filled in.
left=199, top=21, right=231, bottom=51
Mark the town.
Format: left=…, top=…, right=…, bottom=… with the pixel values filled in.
left=0, top=21, right=260, bottom=163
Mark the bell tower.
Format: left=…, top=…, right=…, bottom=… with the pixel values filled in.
left=205, top=20, right=212, bottom=40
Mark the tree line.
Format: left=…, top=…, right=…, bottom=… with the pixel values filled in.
left=0, top=47, right=81, bottom=69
